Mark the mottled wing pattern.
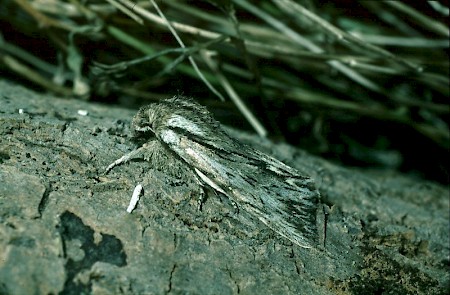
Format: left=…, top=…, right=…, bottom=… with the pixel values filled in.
left=142, top=97, right=319, bottom=248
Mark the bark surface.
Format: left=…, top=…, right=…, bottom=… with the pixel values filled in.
left=0, top=80, right=448, bottom=295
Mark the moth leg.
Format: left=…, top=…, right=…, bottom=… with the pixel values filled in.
left=105, top=144, right=147, bottom=173
left=209, top=187, right=240, bottom=214
left=193, top=168, right=239, bottom=213
left=197, top=188, right=207, bottom=211
left=221, top=192, right=239, bottom=214
left=184, top=172, right=206, bottom=211
left=131, top=140, right=208, bottom=210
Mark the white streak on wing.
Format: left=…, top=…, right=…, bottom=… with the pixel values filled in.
left=267, top=164, right=287, bottom=175
left=194, top=168, right=227, bottom=195
left=185, top=147, right=228, bottom=180
left=167, top=115, right=205, bottom=136
left=183, top=147, right=229, bottom=195
left=185, top=147, right=204, bottom=164
left=253, top=151, right=297, bottom=176
left=160, top=129, right=180, bottom=145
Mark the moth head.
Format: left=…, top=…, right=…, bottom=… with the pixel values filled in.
left=131, top=105, right=158, bottom=137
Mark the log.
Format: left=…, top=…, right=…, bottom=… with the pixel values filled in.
left=0, top=80, right=447, bottom=294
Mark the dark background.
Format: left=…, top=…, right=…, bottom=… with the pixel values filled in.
left=0, top=0, right=448, bottom=183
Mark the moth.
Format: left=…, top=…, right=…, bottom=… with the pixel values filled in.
left=106, top=96, right=320, bottom=249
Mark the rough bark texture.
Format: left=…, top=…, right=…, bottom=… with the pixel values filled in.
left=0, top=80, right=448, bottom=295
